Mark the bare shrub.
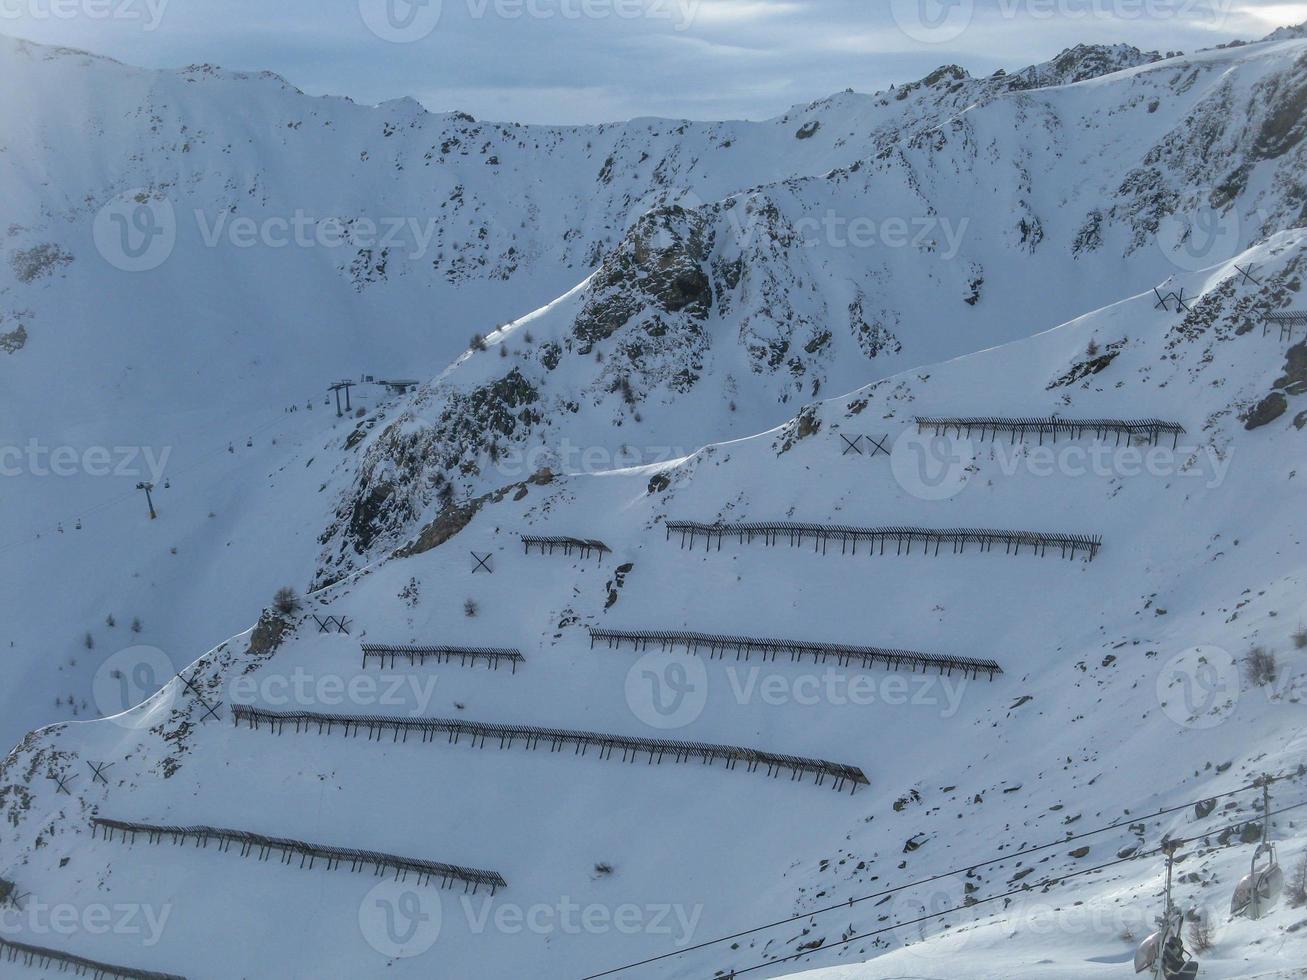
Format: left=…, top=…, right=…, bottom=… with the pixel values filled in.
left=273, top=587, right=302, bottom=616
left=1187, top=916, right=1215, bottom=953
left=1288, top=854, right=1307, bottom=908
left=1244, top=646, right=1278, bottom=687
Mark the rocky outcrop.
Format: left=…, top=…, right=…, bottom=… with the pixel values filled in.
left=572, top=206, right=713, bottom=351
left=0, top=323, right=26, bottom=353
left=1245, top=391, right=1288, bottom=429
left=316, top=35, right=1307, bottom=583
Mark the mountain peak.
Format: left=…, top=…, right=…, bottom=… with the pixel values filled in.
left=1010, top=42, right=1162, bottom=89
left=1261, top=19, right=1307, bottom=42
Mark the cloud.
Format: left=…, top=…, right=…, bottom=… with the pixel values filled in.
left=1, top=0, right=1301, bottom=123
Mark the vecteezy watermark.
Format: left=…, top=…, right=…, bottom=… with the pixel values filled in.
left=890, top=429, right=977, bottom=502
left=790, top=213, right=969, bottom=258
left=0, top=441, right=171, bottom=482
left=718, top=205, right=969, bottom=258
left=888, top=884, right=971, bottom=963
left=358, top=0, right=444, bottom=41
left=0, top=0, right=169, bottom=30
left=1158, top=643, right=1307, bottom=729
left=728, top=668, right=970, bottom=715
left=625, top=651, right=708, bottom=729
left=193, top=210, right=440, bottom=260
left=359, top=880, right=443, bottom=958
left=460, top=895, right=703, bottom=945
left=228, top=667, right=438, bottom=716
left=623, top=654, right=971, bottom=730
left=91, top=646, right=178, bottom=729
left=889, top=0, right=975, bottom=44
left=1156, top=206, right=1242, bottom=273
left=359, top=0, right=699, bottom=43
left=1156, top=645, right=1239, bottom=729
left=92, top=195, right=446, bottom=272
left=890, top=0, right=1234, bottom=45
left=0, top=900, right=172, bottom=947
left=93, top=189, right=176, bottom=272
left=490, top=439, right=688, bottom=479
left=359, top=886, right=702, bottom=957
left=890, top=430, right=1233, bottom=501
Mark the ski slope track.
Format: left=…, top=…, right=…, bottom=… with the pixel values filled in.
left=2, top=23, right=1307, bottom=980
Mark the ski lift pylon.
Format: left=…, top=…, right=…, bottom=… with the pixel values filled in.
left=1136, top=841, right=1199, bottom=979
left=1231, top=776, right=1284, bottom=920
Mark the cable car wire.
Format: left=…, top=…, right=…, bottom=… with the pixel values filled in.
left=579, top=769, right=1304, bottom=979
left=717, top=797, right=1307, bottom=979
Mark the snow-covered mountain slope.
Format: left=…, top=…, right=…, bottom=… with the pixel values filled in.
left=0, top=32, right=1189, bottom=753
left=2, top=228, right=1304, bottom=979
left=316, top=32, right=1307, bottom=586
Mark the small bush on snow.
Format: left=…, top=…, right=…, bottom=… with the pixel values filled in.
left=1244, top=646, right=1278, bottom=687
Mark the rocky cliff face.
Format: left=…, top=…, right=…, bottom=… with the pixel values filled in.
left=314, top=36, right=1307, bottom=586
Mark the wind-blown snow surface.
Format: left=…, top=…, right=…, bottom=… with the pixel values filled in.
left=317, top=33, right=1307, bottom=585
left=2, top=231, right=1305, bottom=978
left=4, top=29, right=1306, bottom=757
left=0, top=29, right=935, bottom=752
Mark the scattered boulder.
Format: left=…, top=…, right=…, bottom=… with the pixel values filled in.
left=1244, top=391, right=1288, bottom=429
left=0, top=324, right=26, bottom=354
left=1274, top=341, right=1307, bottom=395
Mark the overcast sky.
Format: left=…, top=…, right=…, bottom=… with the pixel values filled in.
left=3, top=0, right=1304, bottom=123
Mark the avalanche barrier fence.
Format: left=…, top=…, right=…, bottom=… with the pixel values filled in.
left=587, top=628, right=1002, bottom=680
left=520, top=535, right=612, bottom=560
left=1264, top=310, right=1307, bottom=342
left=91, top=817, right=506, bottom=894
left=0, top=937, right=186, bottom=980
left=231, top=705, right=869, bottom=793
left=360, top=643, right=524, bottom=672
left=664, top=521, right=1103, bottom=561
left=914, top=416, right=1186, bottom=447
